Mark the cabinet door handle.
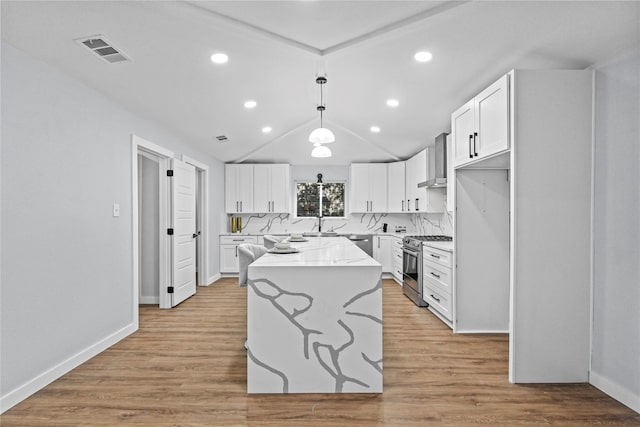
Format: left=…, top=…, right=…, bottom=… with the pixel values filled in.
left=430, top=272, right=441, bottom=279
left=415, top=198, right=419, bottom=211
left=430, top=294, right=440, bottom=303
left=401, top=200, right=405, bottom=211
left=430, top=254, right=440, bottom=259
left=378, top=237, right=380, bottom=249
left=370, top=201, right=373, bottom=212
left=236, top=201, right=239, bottom=212
left=473, top=132, right=478, bottom=157
left=240, top=201, right=243, bottom=212
left=232, top=239, right=244, bottom=242
left=235, top=246, right=238, bottom=257
left=469, top=135, right=473, bottom=159
left=407, top=199, right=411, bottom=211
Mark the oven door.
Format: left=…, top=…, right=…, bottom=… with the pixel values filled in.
left=402, top=246, right=425, bottom=306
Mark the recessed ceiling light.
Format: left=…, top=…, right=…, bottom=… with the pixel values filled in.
left=386, top=99, right=399, bottom=108
left=210, top=53, right=228, bottom=64
left=370, top=126, right=381, bottom=133
left=414, top=51, right=433, bottom=62
left=244, top=100, right=257, bottom=109
left=262, top=126, right=272, bottom=133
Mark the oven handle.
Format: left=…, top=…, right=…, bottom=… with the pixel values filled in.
left=402, top=248, right=420, bottom=257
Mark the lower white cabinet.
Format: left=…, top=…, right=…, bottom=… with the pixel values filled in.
left=391, top=236, right=404, bottom=284
left=422, top=244, right=453, bottom=326
left=373, top=236, right=392, bottom=273
left=220, top=235, right=258, bottom=273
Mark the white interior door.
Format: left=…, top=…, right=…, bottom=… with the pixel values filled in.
left=171, top=158, right=196, bottom=307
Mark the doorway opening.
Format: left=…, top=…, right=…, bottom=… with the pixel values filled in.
left=131, top=135, right=209, bottom=315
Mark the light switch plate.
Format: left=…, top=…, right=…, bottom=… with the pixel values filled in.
left=113, top=203, right=120, bottom=217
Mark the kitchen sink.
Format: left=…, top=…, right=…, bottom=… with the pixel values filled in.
left=302, top=232, right=338, bottom=237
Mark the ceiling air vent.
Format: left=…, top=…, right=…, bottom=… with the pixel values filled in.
left=74, top=35, right=130, bottom=64
left=216, top=135, right=229, bottom=143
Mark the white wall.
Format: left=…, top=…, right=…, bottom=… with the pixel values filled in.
left=139, top=155, right=160, bottom=302
left=0, top=42, right=225, bottom=411
left=591, top=53, right=640, bottom=412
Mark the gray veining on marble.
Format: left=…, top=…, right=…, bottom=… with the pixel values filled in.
left=343, top=279, right=382, bottom=308
left=362, top=353, right=383, bottom=374
left=312, top=320, right=370, bottom=393
left=345, top=310, right=383, bottom=325
left=247, top=347, right=289, bottom=393
left=248, top=278, right=322, bottom=359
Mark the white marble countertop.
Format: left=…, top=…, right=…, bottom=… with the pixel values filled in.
left=251, top=237, right=380, bottom=268
left=424, top=241, right=453, bottom=252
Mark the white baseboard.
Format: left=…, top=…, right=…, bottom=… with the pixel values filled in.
left=0, top=322, right=137, bottom=414
left=207, top=273, right=221, bottom=285
left=590, top=370, right=640, bottom=414
left=139, top=296, right=159, bottom=304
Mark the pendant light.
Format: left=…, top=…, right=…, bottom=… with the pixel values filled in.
left=311, top=143, right=332, bottom=158
left=309, top=76, right=335, bottom=144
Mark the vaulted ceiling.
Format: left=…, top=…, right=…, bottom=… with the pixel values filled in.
left=2, top=1, right=639, bottom=165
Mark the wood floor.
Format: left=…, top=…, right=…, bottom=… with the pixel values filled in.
left=2, top=278, right=639, bottom=426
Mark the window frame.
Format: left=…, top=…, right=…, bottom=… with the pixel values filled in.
left=293, top=179, right=348, bottom=219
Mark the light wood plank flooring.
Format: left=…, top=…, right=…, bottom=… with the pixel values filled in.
left=2, top=278, right=638, bottom=426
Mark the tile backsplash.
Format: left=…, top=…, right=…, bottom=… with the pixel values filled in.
left=226, top=211, right=452, bottom=236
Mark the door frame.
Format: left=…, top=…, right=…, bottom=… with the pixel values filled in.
left=131, top=134, right=174, bottom=311
left=181, top=155, right=210, bottom=287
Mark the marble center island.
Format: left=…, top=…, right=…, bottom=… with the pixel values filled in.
left=247, top=236, right=383, bottom=394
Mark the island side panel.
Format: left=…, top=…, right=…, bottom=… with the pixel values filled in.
left=247, top=265, right=383, bottom=393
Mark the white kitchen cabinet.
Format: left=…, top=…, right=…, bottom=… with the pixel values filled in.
left=452, top=74, right=509, bottom=167
left=446, top=134, right=454, bottom=212
left=219, top=235, right=258, bottom=273
left=254, top=164, right=291, bottom=213
left=373, top=235, right=392, bottom=273
left=350, top=163, right=388, bottom=213
left=405, top=149, right=428, bottom=212
left=423, top=244, right=454, bottom=327
left=387, top=161, right=407, bottom=212
left=225, top=164, right=254, bottom=213
left=391, top=236, right=403, bottom=284
left=405, top=148, right=432, bottom=212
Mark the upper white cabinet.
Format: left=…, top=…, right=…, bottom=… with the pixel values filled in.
left=225, top=164, right=254, bottom=213
left=452, top=74, right=509, bottom=167
left=387, top=161, right=407, bottom=212
left=350, top=163, right=388, bottom=213
left=254, top=164, right=291, bottom=213
left=405, top=150, right=423, bottom=211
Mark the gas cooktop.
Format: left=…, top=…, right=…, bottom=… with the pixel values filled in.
left=405, top=235, right=452, bottom=242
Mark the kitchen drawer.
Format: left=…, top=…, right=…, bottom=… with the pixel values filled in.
left=422, top=245, right=452, bottom=268
left=220, top=235, right=258, bottom=244
left=423, top=283, right=452, bottom=322
left=423, top=259, right=451, bottom=294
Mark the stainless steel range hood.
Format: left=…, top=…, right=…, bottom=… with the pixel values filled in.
left=418, top=132, right=448, bottom=188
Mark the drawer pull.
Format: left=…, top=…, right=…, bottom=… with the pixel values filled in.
left=430, top=272, right=441, bottom=279
left=430, top=254, right=440, bottom=259
left=233, top=239, right=244, bottom=241
left=430, top=294, right=440, bottom=303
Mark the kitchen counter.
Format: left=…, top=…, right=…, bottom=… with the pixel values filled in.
left=247, top=236, right=383, bottom=394
left=424, top=241, right=453, bottom=252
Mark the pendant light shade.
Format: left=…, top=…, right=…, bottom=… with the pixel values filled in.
left=309, top=127, right=335, bottom=144
left=311, top=143, right=332, bottom=158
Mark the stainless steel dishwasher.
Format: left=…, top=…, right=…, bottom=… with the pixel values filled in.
left=341, top=234, right=373, bottom=257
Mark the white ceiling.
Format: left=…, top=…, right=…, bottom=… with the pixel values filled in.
left=2, top=1, right=639, bottom=165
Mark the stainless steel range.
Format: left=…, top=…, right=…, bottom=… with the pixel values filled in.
left=402, top=235, right=452, bottom=306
